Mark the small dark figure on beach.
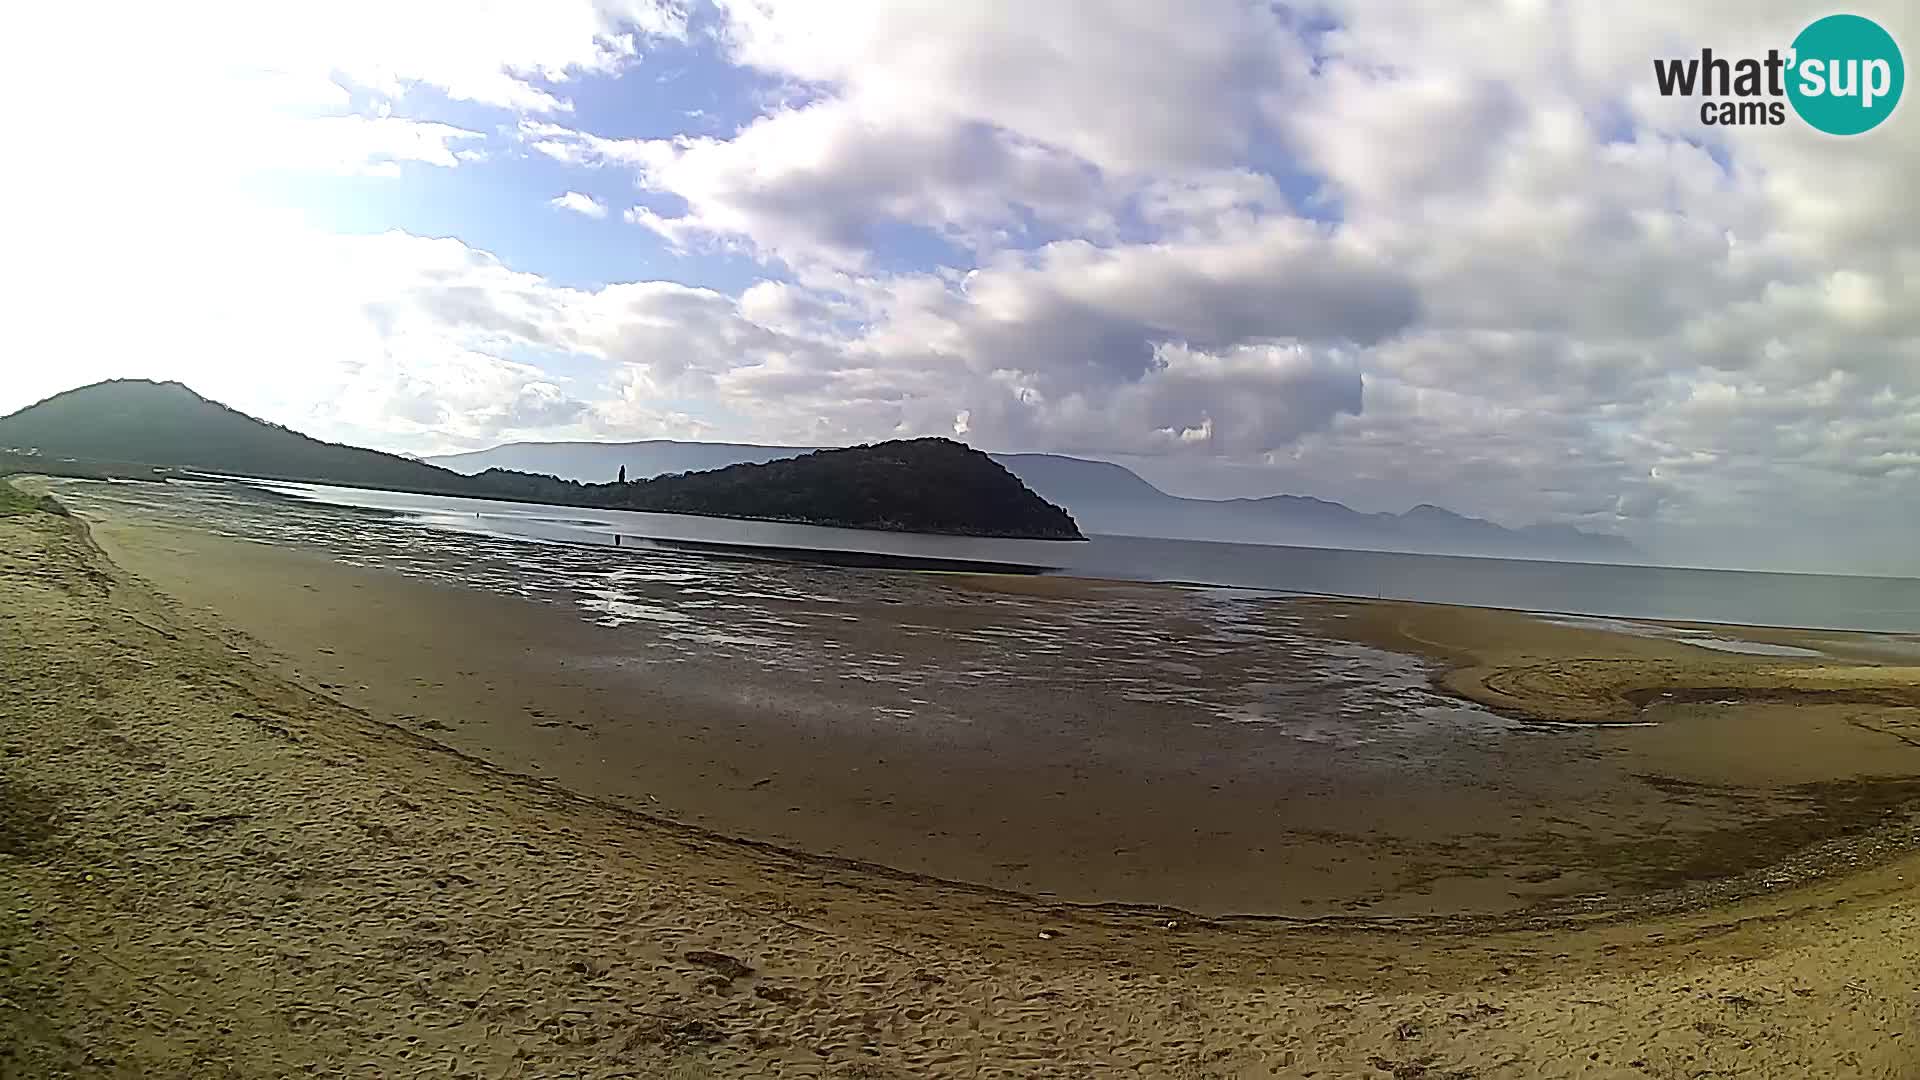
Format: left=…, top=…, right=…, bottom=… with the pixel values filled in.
left=618, top=465, right=627, bottom=484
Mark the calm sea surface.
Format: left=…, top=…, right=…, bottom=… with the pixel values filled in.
left=65, top=477, right=1920, bottom=633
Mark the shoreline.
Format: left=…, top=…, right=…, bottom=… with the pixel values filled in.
left=5, top=458, right=1089, bottom=541
left=280, top=477, right=1920, bottom=635
left=32, top=474, right=1920, bottom=922
left=7, top=489, right=1920, bottom=1074
left=41, top=467, right=1920, bottom=632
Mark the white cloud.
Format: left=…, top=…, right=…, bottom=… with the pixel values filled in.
left=502, top=1, right=1920, bottom=570
left=262, top=116, right=486, bottom=175
left=42, top=1, right=694, bottom=115
left=713, top=0, right=1311, bottom=173
left=616, top=101, right=1107, bottom=266
left=0, top=217, right=596, bottom=453
left=7, top=1, right=1920, bottom=572
left=551, top=191, right=609, bottom=218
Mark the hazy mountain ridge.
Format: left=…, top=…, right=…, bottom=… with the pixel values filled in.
left=432, top=440, right=1638, bottom=562
left=0, top=381, right=1080, bottom=540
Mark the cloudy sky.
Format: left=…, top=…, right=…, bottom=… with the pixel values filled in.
left=2, top=2, right=1916, bottom=573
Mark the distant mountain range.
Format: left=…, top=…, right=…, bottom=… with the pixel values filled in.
left=0, top=379, right=1633, bottom=558
left=432, top=441, right=1639, bottom=562
left=0, top=381, right=1081, bottom=540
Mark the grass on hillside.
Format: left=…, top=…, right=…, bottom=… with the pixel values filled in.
left=0, top=478, right=67, bottom=518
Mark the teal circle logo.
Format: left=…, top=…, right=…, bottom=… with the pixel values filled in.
left=1788, top=14, right=1904, bottom=135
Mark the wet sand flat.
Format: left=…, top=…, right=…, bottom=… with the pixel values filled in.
left=43, top=477, right=1920, bottom=923
left=8, top=487, right=1920, bottom=1076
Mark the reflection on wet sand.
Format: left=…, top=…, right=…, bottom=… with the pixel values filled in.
left=70, top=478, right=1519, bottom=744
left=54, top=476, right=1920, bottom=921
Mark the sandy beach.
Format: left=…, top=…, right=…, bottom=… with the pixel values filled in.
left=53, top=477, right=1920, bottom=923
left=7, top=482, right=1920, bottom=1076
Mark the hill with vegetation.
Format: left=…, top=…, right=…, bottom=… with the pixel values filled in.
left=0, top=380, right=474, bottom=494
left=0, top=381, right=1081, bottom=539
left=434, top=439, right=1638, bottom=562
left=490, top=440, right=1081, bottom=538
